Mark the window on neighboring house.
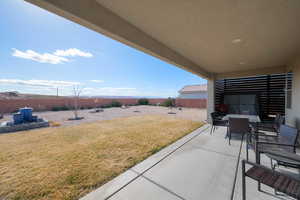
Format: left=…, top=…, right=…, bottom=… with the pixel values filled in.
left=286, top=72, right=293, bottom=109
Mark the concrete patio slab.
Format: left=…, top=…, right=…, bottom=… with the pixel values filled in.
left=132, top=124, right=210, bottom=173
left=109, top=175, right=183, bottom=200
left=186, top=127, right=242, bottom=158
left=137, top=126, right=244, bottom=200
left=80, top=170, right=138, bottom=200
left=141, top=143, right=238, bottom=200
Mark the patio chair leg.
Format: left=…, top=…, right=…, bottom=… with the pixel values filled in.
left=246, top=144, right=249, bottom=161
left=242, top=161, right=246, bottom=200
left=271, top=159, right=274, bottom=170
left=257, top=152, right=262, bottom=192
left=258, top=182, right=261, bottom=192
left=255, top=148, right=260, bottom=164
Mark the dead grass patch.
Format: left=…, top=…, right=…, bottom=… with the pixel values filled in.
left=0, top=115, right=203, bottom=200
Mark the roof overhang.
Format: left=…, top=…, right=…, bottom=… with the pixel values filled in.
left=25, top=0, right=300, bottom=80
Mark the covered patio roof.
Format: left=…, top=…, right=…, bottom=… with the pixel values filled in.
left=25, top=0, right=300, bottom=79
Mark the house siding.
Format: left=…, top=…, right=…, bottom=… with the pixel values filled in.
left=178, top=92, right=207, bottom=99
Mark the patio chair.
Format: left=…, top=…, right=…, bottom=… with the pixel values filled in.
left=246, top=124, right=299, bottom=163
left=257, top=114, right=284, bottom=135
left=242, top=150, right=300, bottom=200
left=267, top=150, right=300, bottom=171
left=227, top=117, right=250, bottom=145
left=210, top=112, right=227, bottom=134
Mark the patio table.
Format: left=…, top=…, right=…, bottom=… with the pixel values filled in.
left=222, top=114, right=261, bottom=123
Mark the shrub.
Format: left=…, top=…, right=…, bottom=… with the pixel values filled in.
left=138, top=98, right=149, bottom=105
left=99, top=101, right=122, bottom=108
left=162, top=98, right=175, bottom=107
left=100, top=104, right=111, bottom=108
left=128, top=104, right=137, bottom=106
left=51, top=106, right=70, bottom=111
left=80, top=106, right=94, bottom=110
left=51, top=107, right=59, bottom=111
left=111, top=101, right=122, bottom=107
left=11, top=109, right=19, bottom=114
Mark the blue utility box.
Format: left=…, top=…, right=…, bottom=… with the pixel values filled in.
left=13, top=113, right=23, bottom=124
left=19, top=107, right=33, bottom=121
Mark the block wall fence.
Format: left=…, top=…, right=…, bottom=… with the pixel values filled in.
left=0, top=98, right=207, bottom=113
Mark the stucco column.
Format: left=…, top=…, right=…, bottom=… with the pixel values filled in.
left=286, top=58, right=300, bottom=129
left=207, top=78, right=215, bottom=124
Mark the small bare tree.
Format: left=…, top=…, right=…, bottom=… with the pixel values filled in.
left=72, top=85, right=82, bottom=119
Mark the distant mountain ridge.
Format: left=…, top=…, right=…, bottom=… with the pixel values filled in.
left=0, top=91, right=62, bottom=99
left=0, top=91, right=166, bottom=99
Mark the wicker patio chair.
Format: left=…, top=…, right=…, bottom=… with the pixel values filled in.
left=210, top=112, right=227, bottom=134
left=227, top=117, right=250, bottom=145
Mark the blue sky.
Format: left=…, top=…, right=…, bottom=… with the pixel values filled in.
left=0, top=0, right=206, bottom=97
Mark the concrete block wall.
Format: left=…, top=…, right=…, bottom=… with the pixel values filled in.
left=0, top=98, right=207, bottom=114
left=175, top=99, right=207, bottom=108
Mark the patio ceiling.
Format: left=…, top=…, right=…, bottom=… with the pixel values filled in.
left=26, top=0, right=300, bottom=79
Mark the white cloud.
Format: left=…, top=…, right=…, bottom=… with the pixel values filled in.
left=12, top=48, right=93, bottom=64
left=0, top=79, right=80, bottom=88
left=90, top=80, right=104, bottom=83
left=12, top=49, right=69, bottom=64
left=54, top=48, right=93, bottom=57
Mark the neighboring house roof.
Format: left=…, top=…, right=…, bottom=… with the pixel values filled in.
left=179, top=84, right=207, bottom=94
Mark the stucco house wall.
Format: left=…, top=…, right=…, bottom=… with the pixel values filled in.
left=178, top=84, right=207, bottom=99
left=286, top=57, right=300, bottom=129
left=178, top=92, right=207, bottom=99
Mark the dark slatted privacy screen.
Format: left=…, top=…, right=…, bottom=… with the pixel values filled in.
left=286, top=72, right=293, bottom=109
left=215, top=73, right=293, bottom=120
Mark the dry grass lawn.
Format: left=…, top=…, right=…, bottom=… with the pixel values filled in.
left=0, top=115, right=203, bottom=200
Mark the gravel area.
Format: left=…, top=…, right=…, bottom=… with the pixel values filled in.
left=0, top=106, right=207, bottom=127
